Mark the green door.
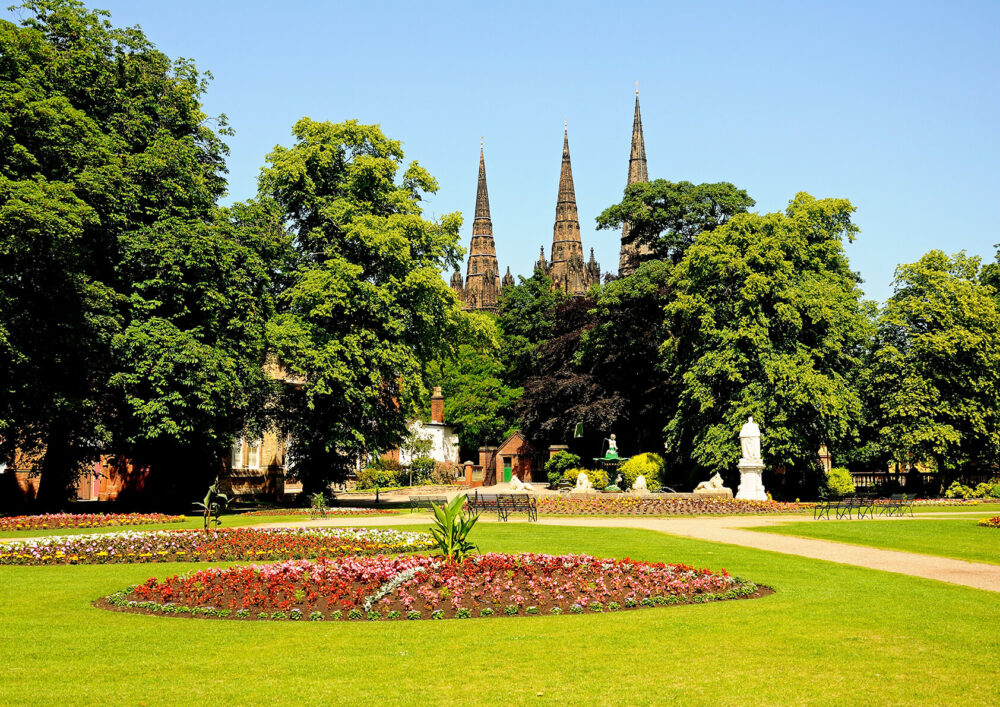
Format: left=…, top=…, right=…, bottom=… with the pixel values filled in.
left=503, top=458, right=512, bottom=483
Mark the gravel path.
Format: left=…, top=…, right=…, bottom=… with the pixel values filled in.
left=535, top=515, right=1000, bottom=593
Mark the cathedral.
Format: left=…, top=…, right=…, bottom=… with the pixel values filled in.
left=451, top=90, right=650, bottom=311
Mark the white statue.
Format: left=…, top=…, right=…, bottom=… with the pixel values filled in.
left=575, top=472, right=593, bottom=491
left=739, top=417, right=761, bottom=462
left=736, top=416, right=767, bottom=501
left=606, top=434, right=619, bottom=458
left=694, top=472, right=733, bottom=498
left=632, top=475, right=649, bottom=494
left=695, top=473, right=725, bottom=491
left=509, top=475, right=533, bottom=492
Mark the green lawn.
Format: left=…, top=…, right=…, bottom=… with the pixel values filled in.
left=1, top=522, right=998, bottom=705
left=0, top=514, right=318, bottom=539
left=753, top=517, right=1000, bottom=565
left=913, top=502, right=1000, bottom=514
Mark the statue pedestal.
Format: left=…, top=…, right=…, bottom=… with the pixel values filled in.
left=693, top=488, right=733, bottom=499
left=735, top=460, right=766, bottom=501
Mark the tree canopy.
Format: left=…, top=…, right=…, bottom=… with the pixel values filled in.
left=596, top=180, right=755, bottom=265
left=867, top=250, right=1000, bottom=477
left=662, top=193, right=871, bottom=493
left=260, top=118, right=466, bottom=493
left=0, top=0, right=272, bottom=504
left=424, top=327, right=522, bottom=460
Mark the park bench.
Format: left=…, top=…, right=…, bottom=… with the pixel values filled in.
left=878, top=494, right=914, bottom=518
left=466, top=491, right=537, bottom=522
left=814, top=496, right=878, bottom=520
left=499, top=494, right=538, bottom=522
left=466, top=492, right=504, bottom=520
left=408, top=495, right=449, bottom=512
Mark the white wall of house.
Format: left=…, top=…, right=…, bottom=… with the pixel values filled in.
left=399, top=420, right=460, bottom=465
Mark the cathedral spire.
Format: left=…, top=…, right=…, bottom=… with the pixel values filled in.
left=461, top=141, right=501, bottom=312
left=619, top=87, right=652, bottom=276
left=628, top=88, right=648, bottom=186
left=475, top=141, right=490, bottom=221
left=548, top=125, right=593, bottom=294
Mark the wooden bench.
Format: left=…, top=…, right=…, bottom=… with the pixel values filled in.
left=408, top=495, right=449, bottom=512
left=466, top=492, right=537, bottom=522
left=814, top=496, right=877, bottom=520
left=878, top=494, right=914, bottom=517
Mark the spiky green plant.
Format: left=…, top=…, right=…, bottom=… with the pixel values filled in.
left=428, top=495, right=479, bottom=562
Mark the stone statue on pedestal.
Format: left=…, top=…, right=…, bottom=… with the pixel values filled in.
left=735, top=417, right=767, bottom=501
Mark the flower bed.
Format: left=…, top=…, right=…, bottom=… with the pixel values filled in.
left=535, top=496, right=813, bottom=516
left=913, top=498, right=983, bottom=507
left=242, top=508, right=398, bottom=517
left=99, top=552, right=764, bottom=620
left=0, top=512, right=185, bottom=532
left=0, top=528, right=434, bottom=565
left=978, top=516, right=1000, bottom=528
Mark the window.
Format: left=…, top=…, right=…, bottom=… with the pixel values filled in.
left=248, top=440, right=262, bottom=470
left=231, top=438, right=244, bottom=469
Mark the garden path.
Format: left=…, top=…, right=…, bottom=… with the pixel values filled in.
left=252, top=511, right=1000, bottom=592
left=535, top=515, right=1000, bottom=593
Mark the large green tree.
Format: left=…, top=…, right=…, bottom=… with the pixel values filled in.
left=496, top=269, right=566, bottom=388
left=663, top=193, right=871, bottom=495
left=425, top=335, right=522, bottom=460
left=596, top=180, right=755, bottom=266
left=0, top=0, right=273, bottom=504
left=261, top=118, right=465, bottom=493
left=868, top=250, right=1000, bottom=479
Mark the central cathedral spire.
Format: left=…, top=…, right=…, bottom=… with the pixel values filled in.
left=545, top=125, right=598, bottom=294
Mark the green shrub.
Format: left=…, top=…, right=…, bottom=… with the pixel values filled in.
left=970, top=482, right=1000, bottom=499
left=562, top=467, right=609, bottom=490
left=945, top=481, right=974, bottom=499
left=545, top=451, right=581, bottom=487
left=371, top=457, right=405, bottom=472
left=825, top=467, right=855, bottom=498
left=431, top=461, right=460, bottom=485
left=618, top=453, right=664, bottom=490
left=409, top=456, right=436, bottom=485
left=356, top=466, right=400, bottom=490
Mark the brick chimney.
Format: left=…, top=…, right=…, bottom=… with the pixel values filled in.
left=430, top=386, right=445, bottom=424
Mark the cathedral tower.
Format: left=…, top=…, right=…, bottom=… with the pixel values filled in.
left=458, top=143, right=502, bottom=311
left=546, top=126, right=599, bottom=294
left=618, top=88, right=652, bottom=276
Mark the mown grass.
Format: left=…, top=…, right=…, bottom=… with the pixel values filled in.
left=1, top=522, right=998, bottom=705
left=753, top=517, right=1000, bottom=565
left=913, top=502, right=1000, bottom=514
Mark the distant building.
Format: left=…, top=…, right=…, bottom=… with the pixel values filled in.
left=453, top=92, right=655, bottom=306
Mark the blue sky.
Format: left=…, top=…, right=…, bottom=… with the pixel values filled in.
left=11, top=0, right=999, bottom=302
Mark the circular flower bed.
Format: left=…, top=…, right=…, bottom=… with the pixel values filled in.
left=536, top=497, right=813, bottom=516
left=242, top=508, right=397, bottom=517
left=0, top=527, right=434, bottom=565
left=98, top=553, right=765, bottom=620
left=978, top=516, right=1000, bottom=528
left=0, top=512, right=185, bottom=532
